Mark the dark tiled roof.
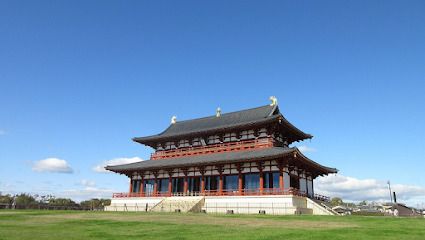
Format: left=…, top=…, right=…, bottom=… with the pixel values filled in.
left=133, top=105, right=312, bottom=145
left=105, top=147, right=337, bottom=176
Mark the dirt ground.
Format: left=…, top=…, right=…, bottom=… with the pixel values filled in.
left=32, top=212, right=357, bottom=229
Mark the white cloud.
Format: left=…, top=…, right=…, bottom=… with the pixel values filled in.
left=93, top=157, right=143, bottom=173
left=32, top=158, right=74, bottom=173
left=297, top=145, right=316, bottom=153
left=59, top=187, right=115, bottom=202
left=79, top=179, right=96, bottom=187
left=315, top=174, right=425, bottom=205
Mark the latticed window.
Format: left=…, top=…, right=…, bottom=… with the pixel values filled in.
left=274, top=132, right=283, bottom=143
left=192, top=138, right=201, bottom=147
left=258, top=128, right=268, bottom=138
left=240, top=130, right=255, bottom=140
left=207, top=135, right=220, bottom=144
left=164, top=141, right=176, bottom=150
left=240, top=131, right=248, bottom=140
left=178, top=139, right=190, bottom=148
left=231, top=133, right=238, bottom=141
left=223, top=132, right=238, bottom=142
left=223, top=133, right=230, bottom=142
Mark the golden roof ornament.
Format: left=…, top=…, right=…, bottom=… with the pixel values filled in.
left=269, top=96, right=278, bottom=106
left=171, top=116, right=177, bottom=124
left=216, top=107, right=221, bottom=117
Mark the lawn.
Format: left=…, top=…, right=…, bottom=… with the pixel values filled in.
left=0, top=210, right=424, bottom=240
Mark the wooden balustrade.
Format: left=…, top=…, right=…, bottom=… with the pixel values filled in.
left=151, top=138, right=275, bottom=160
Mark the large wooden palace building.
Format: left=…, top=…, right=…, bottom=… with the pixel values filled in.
left=106, top=98, right=338, bottom=215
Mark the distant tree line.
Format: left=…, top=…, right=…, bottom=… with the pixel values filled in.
left=0, top=192, right=110, bottom=210
left=329, top=197, right=357, bottom=208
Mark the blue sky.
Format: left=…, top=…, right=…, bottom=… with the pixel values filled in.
left=1, top=1, right=424, bottom=206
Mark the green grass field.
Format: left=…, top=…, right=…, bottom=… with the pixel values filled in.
left=0, top=210, right=424, bottom=240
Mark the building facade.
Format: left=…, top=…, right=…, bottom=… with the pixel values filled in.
left=106, top=98, right=337, bottom=214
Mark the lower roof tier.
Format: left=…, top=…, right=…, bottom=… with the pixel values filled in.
left=105, top=147, right=337, bottom=178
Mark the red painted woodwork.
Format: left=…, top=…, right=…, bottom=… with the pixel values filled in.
left=257, top=162, right=264, bottom=194
left=200, top=176, right=205, bottom=193
left=279, top=173, right=284, bottom=191
left=112, top=188, right=330, bottom=200
left=151, top=138, right=275, bottom=160
left=153, top=180, right=157, bottom=195
left=238, top=173, right=243, bottom=194
left=259, top=172, right=264, bottom=194
left=218, top=174, right=223, bottom=195
left=140, top=178, right=144, bottom=196
left=129, top=180, right=133, bottom=193
left=183, top=176, right=188, bottom=194
left=168, top=176, right=172, bottom=196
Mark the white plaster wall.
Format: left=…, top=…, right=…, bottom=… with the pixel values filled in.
left=203, top=195, right=310, bottom=215
left=105, top=197, right=164, bottom=212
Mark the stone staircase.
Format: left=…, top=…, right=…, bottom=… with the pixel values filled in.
left=150, top=196, right=205, bottom=213
left=307, top=198, right=339, bottom=215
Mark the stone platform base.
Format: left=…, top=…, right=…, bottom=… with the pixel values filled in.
left=105, top=195, right=334, bottom=215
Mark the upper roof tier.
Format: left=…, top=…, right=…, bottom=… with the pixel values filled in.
left=133, top=104, right=313, bottom=147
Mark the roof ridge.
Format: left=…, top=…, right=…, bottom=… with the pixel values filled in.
left=171, top=104, right=273, bottom=124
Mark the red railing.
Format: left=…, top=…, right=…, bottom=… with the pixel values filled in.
left=151, top=138, right=275, bottom=160
left=112, top=192, right=172, bottom=198
left=112, top=188, right=309, bottom=198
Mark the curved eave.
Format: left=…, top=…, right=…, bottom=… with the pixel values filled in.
left=105, top=147, right=337, bottom=178
left=291, top=148, right=338, bottom=176
left=277, top=114, right=313, bottom=142
left=133, top=114, right=282, bottom=147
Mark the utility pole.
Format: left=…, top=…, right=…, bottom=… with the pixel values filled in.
left=387, top=181, right=393, bottom=204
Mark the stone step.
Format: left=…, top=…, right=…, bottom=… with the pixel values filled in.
left=150, top=197, right=204, bottom=213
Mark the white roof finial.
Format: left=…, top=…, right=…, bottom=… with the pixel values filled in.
left=171, top=116, right=177, bottom=124
left=269, top=96, right=278, bottom=106
left=216, top=107, right=221, bottom=117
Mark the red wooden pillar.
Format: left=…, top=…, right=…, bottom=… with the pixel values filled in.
left=153, top=177, right=158, bottom=197
left=237, top=164, right=243, bottom=195
left=183, top=169, right=188, bottom=195
left=200, top=175, right=205, bottom=194
left=238, top=173, right=243, bottom=195
left=219, top=174, right=223, bottom=195
left=259, top=170, right=264, bottom=194
left=278, top=162, right=284, bottom=193
left=217, top=165, right=223, bottom=195
left=199, top=167, right=205, bottom=195
left=183, top=177, right=188, bottom=195
left=129, top=178, right=133, bottom=193
left=257, top=162, right=264, bottom=195
left=279, top=172, right=284, bottom=192
left=168, top=174, right=173, bottom=197
left=140, top=176, right=145, bottom=197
